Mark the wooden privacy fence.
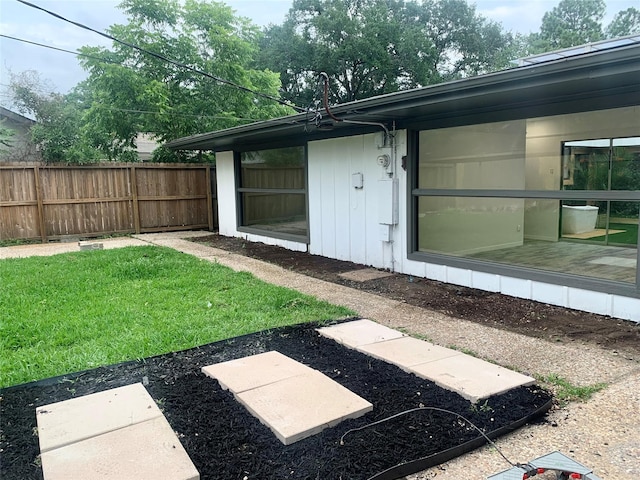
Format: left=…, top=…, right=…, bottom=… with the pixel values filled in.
left=0, top=163, right=217, bottom=242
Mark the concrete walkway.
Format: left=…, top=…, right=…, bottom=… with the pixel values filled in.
left=4, top=231, right=638, bottom=478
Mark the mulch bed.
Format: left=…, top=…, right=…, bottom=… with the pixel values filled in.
left=1, top=321, right=551, bottom=480
left=192, top=234, right=640, bottom=360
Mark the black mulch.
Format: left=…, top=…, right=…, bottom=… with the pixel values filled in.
left=0, top=320, right=552, bottom=480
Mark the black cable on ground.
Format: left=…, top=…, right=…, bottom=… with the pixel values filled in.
left=340, top=405, right=517, bottom=468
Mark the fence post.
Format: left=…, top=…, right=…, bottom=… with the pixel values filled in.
left=130, top=165, right=141, bottom=234
left=33, top=165, right=47, bottom=243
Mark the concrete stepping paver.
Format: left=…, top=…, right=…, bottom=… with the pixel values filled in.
left=36, top=383, right=199, bottom=480
left=357, top=336, right=460, bottom=370
left=40, top=416, right=199, bottom=480
left=36, top=383, right=163, bottom=453
left=316, top=318, right=405, bottom=348
left=318, top=320, right=535, bottom=402
left=411, top=354, right=535, bottom=402
left=237, top=370, right=373, bottom=445
left=201, top=351, right=310, bottom=393
left=202, top=351, right=373, bottom=445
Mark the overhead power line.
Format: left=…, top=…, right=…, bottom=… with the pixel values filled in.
left=15, top=0, right=305, bottom=113
left=0, top=34, right=122, bottom=65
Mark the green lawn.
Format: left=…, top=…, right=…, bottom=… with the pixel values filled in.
left=0, top=246, right=353, bottom=388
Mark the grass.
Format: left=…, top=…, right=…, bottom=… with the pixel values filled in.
left=590, top=222, right=638, bottom=245
left=0, top=246, right=354, bottom=388
left=536, top=373, right=606, bottom=406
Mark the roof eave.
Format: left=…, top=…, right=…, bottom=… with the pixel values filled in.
left=166, top=43, right=640, bottom=152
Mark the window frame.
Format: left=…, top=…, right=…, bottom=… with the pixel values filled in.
left=407, top=122, right=640, bottom=298
left=235, top=144, right=310, bottom=244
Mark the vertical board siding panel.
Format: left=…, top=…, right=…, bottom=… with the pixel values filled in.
left=363, top=133, right=389, bottom=269
left=319, top=142, right=337, bottom=259
left=344, top=137, right=369, bottom=263
left=333, top=137, right=355, bottom=262
left=348, top=135, right=370, bottom=265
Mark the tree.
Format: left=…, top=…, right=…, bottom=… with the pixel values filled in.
left=7, top=71, right=100, bottom=163
left=606, top=7, right=640, bottom=37
left=0, top=122, right=14, bottom=149
left=533, top=0, right=605, bottom=51
left=78, top=0, right=293, bottom=162
left=256, top=0, right=516, bottom=105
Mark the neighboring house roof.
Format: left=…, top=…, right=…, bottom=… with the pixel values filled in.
left=167, top=40, right=640, bottom=153
left=0, top=106, right=36, bottom=126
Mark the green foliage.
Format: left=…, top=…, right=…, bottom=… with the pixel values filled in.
left=0, top=246, right=353, bottom=387
left=536, top=373, right=606, bottom=406
left=78, top=0, right=293, bottom=161
left=0, top=121, right=15, bottom=150
left=7, top=71, right=101, bottom=163
left=606, top=7, right=640, bottom=37
left=256, top=0, right=517, bottom=104
left=536, top=0, right=605, bottom=51
left=530, top=0, right=639, bottom=54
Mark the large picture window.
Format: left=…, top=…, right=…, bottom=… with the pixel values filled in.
left=237, top=146, right=308, bottom=241
left=411, top=106, right=640, bottom=291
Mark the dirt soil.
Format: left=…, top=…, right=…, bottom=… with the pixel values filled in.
left=0, top=322, right=551, bottom=480
left=192, top=235, right=640, bottom=360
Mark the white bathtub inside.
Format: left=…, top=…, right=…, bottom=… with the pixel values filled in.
left=562, top=205, right=599, bottom=234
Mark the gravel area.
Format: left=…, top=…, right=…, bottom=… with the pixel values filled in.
left=3, top=231, right=638, bottom=479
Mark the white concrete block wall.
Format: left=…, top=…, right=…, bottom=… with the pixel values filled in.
left=567, top=288, right=613, bottom=317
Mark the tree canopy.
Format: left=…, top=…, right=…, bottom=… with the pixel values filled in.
left=77, top=0, right=293, bottom=161
left=8, top=71, right=99, bottom=163
left=256, top=0, right=518, bottom=104
left=531, top=0, right=639, bottom=53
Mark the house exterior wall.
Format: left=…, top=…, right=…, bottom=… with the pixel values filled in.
left=0, top=112, right=39, bottom=162
left=307, top=132, right=403, bottom=269
left=215, top=129, right=640, bottom=323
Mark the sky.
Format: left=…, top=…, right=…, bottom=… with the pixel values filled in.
left=1, top=0, right=638, bottom=102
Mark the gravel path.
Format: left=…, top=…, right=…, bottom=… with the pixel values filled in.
left=2, top=231, right=638, bottom=479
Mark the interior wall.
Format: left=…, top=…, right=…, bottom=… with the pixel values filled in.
left=417, top=120, right=526, bottom=254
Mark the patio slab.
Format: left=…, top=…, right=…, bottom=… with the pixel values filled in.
left=201, top=351, right=309, bottom=393
left=317, top=318, right=405, bottom=348
left=40, top=416, right=199, bottom=480
left=202, top=351, right=373, bottom=445
left=36, top=383, right=163, bottom=453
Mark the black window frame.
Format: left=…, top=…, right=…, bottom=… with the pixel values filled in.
left=407, top=113, right=640, bottom=299
left=235, top=144, right=310, bottom=244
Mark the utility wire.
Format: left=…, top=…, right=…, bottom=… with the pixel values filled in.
left=340, top=406, right=517, bottom=473
left=15, top=0, right=306, bottom=113
left=0, top=34, right=122, bottom=66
